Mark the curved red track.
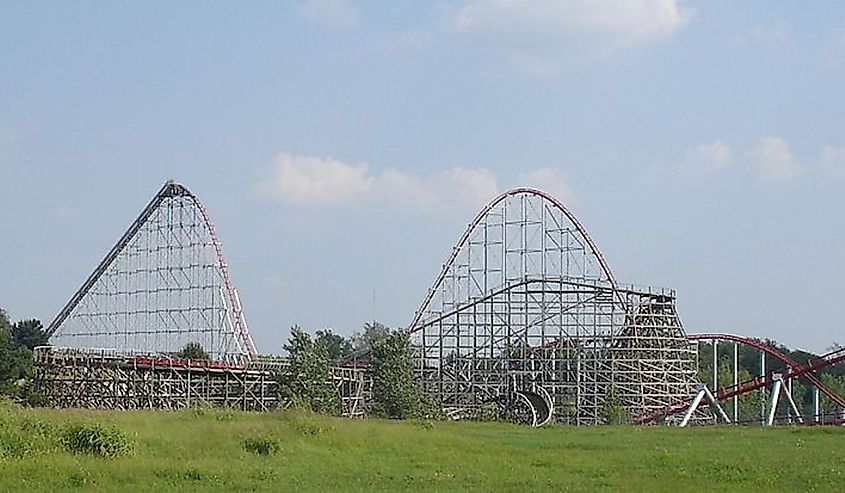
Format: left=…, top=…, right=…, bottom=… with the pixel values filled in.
left=636, top=337, right=845, bottom=424
left=689, top=333, right=845, bottom=408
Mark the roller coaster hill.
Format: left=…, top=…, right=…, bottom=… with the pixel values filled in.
left=33, top=181, right=845, bottom=427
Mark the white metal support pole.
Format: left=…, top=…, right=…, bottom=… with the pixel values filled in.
left=680, top=385, right=708, bottom=428
left=712, top=339, right=718, bottom=392
left=782, top=380, right=804, bottom=424
left=703, top=385, right=731, bottom=424
left=787, top=377, right=793, bottom=423
left=767, top=373, right=783, bottom=426
left=760, top=351, right=766, bottom=425
left=733, top=342, right=739, bottom=423
left=813, top=386, right=820, bottom=423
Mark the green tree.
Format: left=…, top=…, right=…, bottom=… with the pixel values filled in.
left=11, top=319, right=48, bottom=350
left=601, top=388, right=630, bottom=425
left=352, top=322, right=390, bottom=352
left=819, top=374, right=845, bottom=420
left=369, top=330, right=441, bottom=419
left=276, top=326, right=340, bottom=415
left=175, top=342, right=211, bottom=360
left=0, top=309, right=11, bottom=333
left=0, top=314, right=31, bottom=396
left=315, top=329, right=353, bottom=361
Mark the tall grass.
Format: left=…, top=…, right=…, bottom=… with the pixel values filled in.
left=0, top=400, right=842, bottom=491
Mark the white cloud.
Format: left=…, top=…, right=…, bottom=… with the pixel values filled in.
left=257, top=152, right=373, bottom=206
left=682, top=140, right=733, bottom=172
left=517, top=168, right=576, bottom=205
left=258, top=152, right=502, bottom=212
left=258, top=152, right=578, bottom=213
left=747, top=136, right=802, bottom=183
left=298, top=0, right=359, bottom=28
left=439, top=167, right=500, bottom=205
left=821, top=146, right=845, bottom=179
left=450, top=0, right=688, bottom=73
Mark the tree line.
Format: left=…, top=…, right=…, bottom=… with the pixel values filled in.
left=0, top=308, right=48, bottom=401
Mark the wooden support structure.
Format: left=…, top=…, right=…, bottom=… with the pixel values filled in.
left=32, top=347, right=370, bottom=417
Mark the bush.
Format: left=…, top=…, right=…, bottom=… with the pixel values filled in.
left=242, top=436, right=281, bottom=456
left=175, top=342, right=211, bottom=361
left=288, top=413, right=328, bottom=436
left=0, top=429, right=31, bottom=459
left=601, top=389, right=631, bottom=425
left=59, top=422, right=134, bottom=457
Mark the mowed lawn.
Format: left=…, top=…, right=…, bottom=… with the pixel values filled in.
left=1, top=402, right=843, bottom=492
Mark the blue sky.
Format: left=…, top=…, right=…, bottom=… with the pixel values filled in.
left=1, top=1, right=843, bottom=353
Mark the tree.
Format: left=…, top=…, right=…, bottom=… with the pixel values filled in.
left=0, top=309, right=11, bottom=333
left=175, top=342, right=210, bottom=361
left=0, top=315, right=31, bottom=396
left=601, top=388, right=630, bottom=425
left=276, top=326, right=340, bottom=415
left=369, top=329, right=441, bottom=419
left=819, top=374, right=845, bottom=420
left=11, top=319, right=48, bottom=350
left=351, top=322, right=390, bottom=352
left=315, top=329, right=353, bottom=361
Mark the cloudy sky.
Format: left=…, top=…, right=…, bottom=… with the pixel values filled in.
left=1, top=1, right=843, bottom=353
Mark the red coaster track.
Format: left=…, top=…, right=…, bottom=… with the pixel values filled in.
left=636, top=336, right=845, bottom=425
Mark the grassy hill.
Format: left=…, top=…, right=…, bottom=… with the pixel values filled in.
left=1, top=401, right=843, bottom=492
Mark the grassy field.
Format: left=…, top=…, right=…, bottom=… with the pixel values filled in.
left=1, top=401, right=843, bottom=492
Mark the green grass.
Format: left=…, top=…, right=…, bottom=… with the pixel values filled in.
left=0, top=401, right=843, bottom=492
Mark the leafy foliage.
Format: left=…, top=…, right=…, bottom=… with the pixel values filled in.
left=0, top=308, right=48, bottom=400
left=59, top=422, right=133, bottom=457
left=242, top=436, right=280, bottom=456
left=315, top=329, right=353, bottom=361
left=0, top=309, right=11, bottom=334
left=351, top=322, right=391, bottom=353
left=0, top=327, right=32, bottom=397
left=276, top=326, right=340, bottom=415
left=369, top=329, right=442, bottom=420
left=819, top=374, right=845, bottom=418
left=601, top=388, right=631, bottom=425
left=175, top=342, right=211, bottom=361
left=11, top=319, right=48, bottom=351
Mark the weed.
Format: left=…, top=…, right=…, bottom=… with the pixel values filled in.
left=414, top=419, right=436, bottom=430
left=59, top=422, right=134, bottom=458
left=0, top=429, right=31, bottom=459
left=67, top=470, right=91, bottom=487
left=242, top=436, right=281, bottom=456
left=213, top=409, right=238, bottom=422
left=289, top=414, right=327, bottom=436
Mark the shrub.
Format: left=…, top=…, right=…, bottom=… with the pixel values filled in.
left=0, top=429, right=31, bottom=459
left=601, top=389, right=631, bottom=425
left=242, top=436, right=281, bottom=456
left=176, top=342, right=211, bottom=361
left=59, top=422, right=134, bottom=457
left=289, top=414, right=327, bottom=436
